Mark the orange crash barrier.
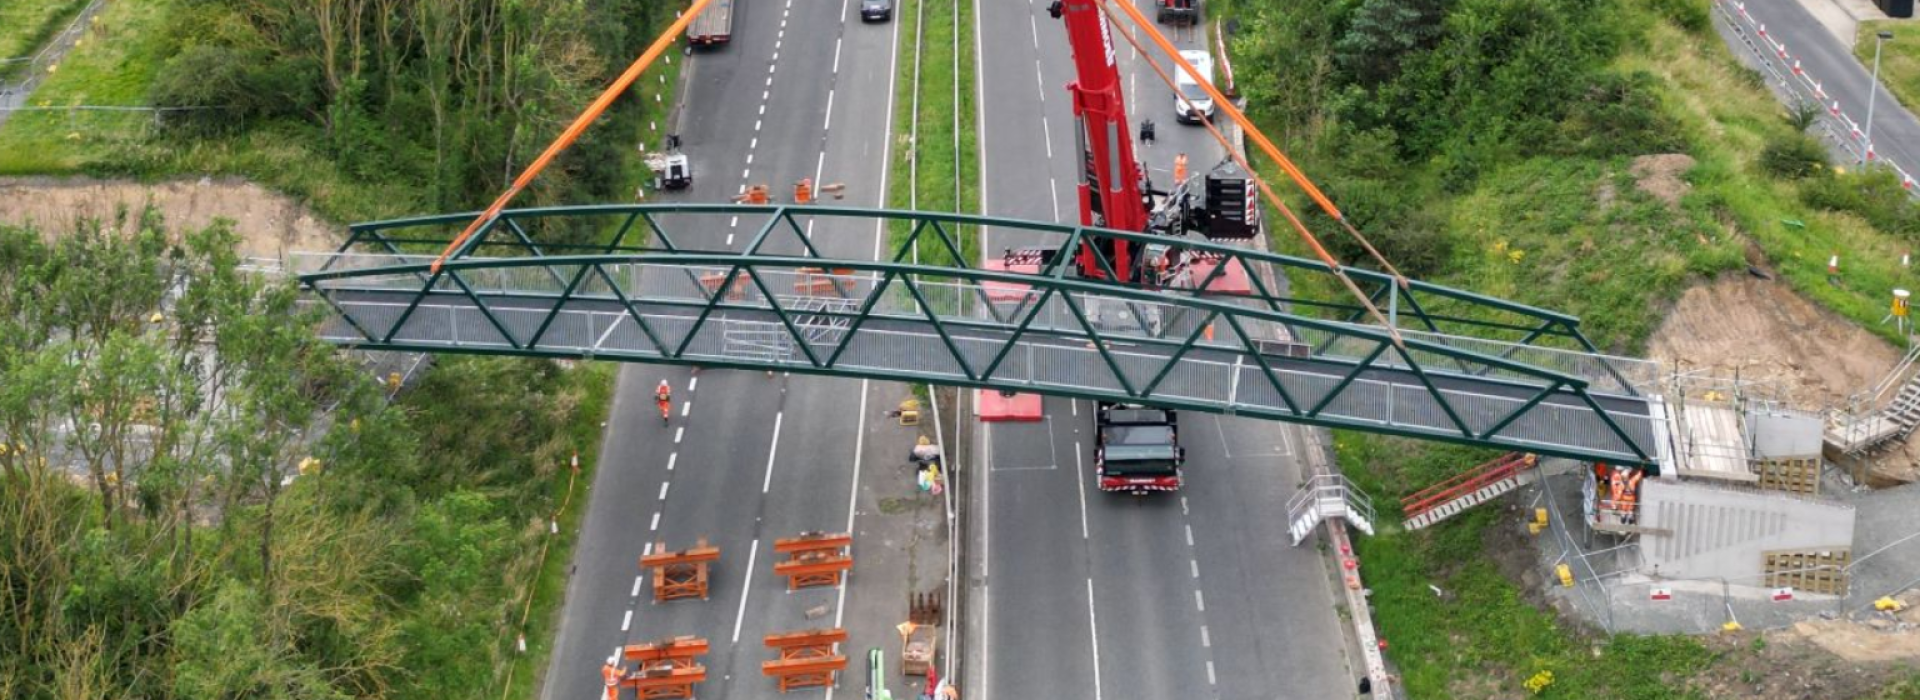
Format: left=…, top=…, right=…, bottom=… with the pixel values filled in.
left=640, top=539, right=720, bottom=602
left=793, top=267, right=857, bottom=295
left=772, top=531, right=853, bottom=590
left=762, top=628, right=849, bottom=692
left=697, top=271, right=749, bottom=301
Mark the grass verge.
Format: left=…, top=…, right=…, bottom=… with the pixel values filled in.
left=885, top=0, right=980, bottom=264
left=0, top=0, right=88, bottom=77
left=1857, top=20, right=1920, bottom=125
left=502, top=361, right=616, bottom=700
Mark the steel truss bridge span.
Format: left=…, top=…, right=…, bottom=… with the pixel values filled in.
left=297, top=205, right=1661, bottom=465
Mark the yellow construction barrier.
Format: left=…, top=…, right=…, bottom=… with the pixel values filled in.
left=1555, top=564, right=1573, bottom=588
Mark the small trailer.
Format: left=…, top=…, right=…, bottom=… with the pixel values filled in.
left=688, top=0, right=734, bottom=46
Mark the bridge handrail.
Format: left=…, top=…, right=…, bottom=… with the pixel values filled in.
left=338, top=204, right=1587, bottom=329
left=300, top=251, right=1600, bottom=392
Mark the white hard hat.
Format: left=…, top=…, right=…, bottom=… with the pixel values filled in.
left=607, top=655, right=618, bottom=665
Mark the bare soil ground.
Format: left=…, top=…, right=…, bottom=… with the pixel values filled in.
left=1647, top=276, right=1920, bottom=482
left=1629, top=153, right=1695, bottom=210
left=0, top=177, right=339, bottom=259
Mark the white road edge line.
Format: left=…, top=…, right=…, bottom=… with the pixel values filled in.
left=731, top=538, right=761, bottom=643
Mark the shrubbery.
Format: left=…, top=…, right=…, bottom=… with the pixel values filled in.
left=1758, top=135, right=1831, bottom=180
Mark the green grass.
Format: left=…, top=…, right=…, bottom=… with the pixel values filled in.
left=885, top=0, right=980, bottom=264
left=502, top=361, right=615, bottom=700
left=0, top=0, right=88, bottom=79
left=1228, top=4, right=1920, bottom=699
left=1858, top=21, right=1920, bottom=126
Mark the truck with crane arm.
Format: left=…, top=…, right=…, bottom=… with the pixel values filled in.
left=1028, top=0, right=1261, bottom=493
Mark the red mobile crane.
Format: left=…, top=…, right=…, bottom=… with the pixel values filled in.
left=1030, top=0, right=1259, bottom=492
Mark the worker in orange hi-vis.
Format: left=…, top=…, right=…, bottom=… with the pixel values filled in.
left=1173, top=152, right=1188, bottom=183
left=602, top=657, right=621, bottom=700
left=735, top=185, right=770, bottom=204
left=794, top=178, right=813, bottom=204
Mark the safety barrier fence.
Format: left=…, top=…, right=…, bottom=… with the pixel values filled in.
left=1714, top=0, right=1920, bottom=197
left=1538, top=469, right=1920, bottom=635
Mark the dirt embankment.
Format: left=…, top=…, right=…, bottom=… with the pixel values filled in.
left=1647, top=275, right=1920, bottom=483
left=0, top=177, right=339, bottom=259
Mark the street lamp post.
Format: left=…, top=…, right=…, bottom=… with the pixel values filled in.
left=1865, top=30, right=1894, bottom=164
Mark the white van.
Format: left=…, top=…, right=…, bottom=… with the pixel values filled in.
left=1172, top=50, right=1215, bottom=124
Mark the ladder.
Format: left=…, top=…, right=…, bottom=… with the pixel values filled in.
left=1827, top=343, right=1920, bottom=455
left=1287, top=474, right=1375, bottom=545
left=1401, top=453, right=1538, bottom=531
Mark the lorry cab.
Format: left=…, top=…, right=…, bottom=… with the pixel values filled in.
left=1094, top=402, right=1184, bottom=494
left=1172, top=50, right=1216, bottom=124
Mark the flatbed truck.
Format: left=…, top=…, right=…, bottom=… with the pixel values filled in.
left=688, top=0, right=734, bottom=46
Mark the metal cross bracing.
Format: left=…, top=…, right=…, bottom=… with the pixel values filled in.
left=296, top=204, right=1664, bottom=465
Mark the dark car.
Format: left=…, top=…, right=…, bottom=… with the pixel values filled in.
left=861, top=0, right=892, bottom=22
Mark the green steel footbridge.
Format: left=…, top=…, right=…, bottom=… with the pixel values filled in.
left=295, top=205, right=1668, bottom=467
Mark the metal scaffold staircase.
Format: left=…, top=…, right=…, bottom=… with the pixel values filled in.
left=1827, top=343, right=1920, bottom=456
left=1287, top=474, right=1376, bottom=545
left=1401, top=453, right=1539, bottom=531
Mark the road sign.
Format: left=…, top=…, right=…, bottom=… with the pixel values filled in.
left=1772, top=587, right=1795, bottom=602
left=1649, top=587, right=1672, bottom=601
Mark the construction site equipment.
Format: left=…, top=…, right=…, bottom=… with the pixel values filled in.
left=1763, top=548, right=1851, bottom=595
left=1400, top=453, right=1540, bottom=531
left=867, top=648, right=895, bottom=700
left=794, top=178, right=814, bottom=204
left=640, top=539, right=720, bottom=602
left=792, top=266, right=855, bottom=295
left=1287, top=473, right=1376, bottom=545
left=901, top=592, right=943, bottom=677
left=773, top=532, right=853, bottom=590
left=687, top=0, right=734, bottom=45
left=1094, top=402, right=1184, bottom=493
left=762, top=628, right=849, bottom=692
left=644, top=137, right=692, bottom=191
left=1155, top=0, right=1197, bottom=25
left=616, top=636, right=710, bottom=699
left=1827, top=342, right=1920, bottom=456
left=734, top=184, right=771, bottom=204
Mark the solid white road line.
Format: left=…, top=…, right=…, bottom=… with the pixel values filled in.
left=1086, top=578, right=1104, bottom=700
left=732, top=538, right=761, bottom=643
left=1074, top=441, right=1089, bottom=540
left=762, top=412, right=785, bottom=494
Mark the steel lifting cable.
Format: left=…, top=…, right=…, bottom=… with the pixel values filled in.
left=1099, top=0, right=1409, bottom=344
left=430, top=0, right=719, bottom=273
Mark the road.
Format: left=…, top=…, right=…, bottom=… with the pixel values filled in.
left=538, top=2, right=929, bottom=699
left=1725, top=0, right=1920, bottom=171
left=967, top=2, right=1354, bottom=699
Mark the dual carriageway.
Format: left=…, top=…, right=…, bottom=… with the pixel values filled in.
left=295, top=1, right=1663, bottom=698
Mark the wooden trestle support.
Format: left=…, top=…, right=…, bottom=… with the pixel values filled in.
left=772, top=531, right=853, bottom=590
left=615, top=636, right=709, bottom=699
left=761, top=628, right=849, bottom=692
left=640, top=538, right=720, bottom=602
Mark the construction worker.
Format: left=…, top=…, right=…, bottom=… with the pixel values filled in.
left=1173, top=152, right=1188, bottom=183
left=794, top=177, right=813, bottom=204
left=656, top=380, right=673, bottom=425
left=603, top=656, right=621, bottom=700
left=1621, top=468, right=1643, bottom=524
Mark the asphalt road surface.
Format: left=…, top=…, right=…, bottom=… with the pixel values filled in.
left=966, top=2, right=1354, bottom=699
left=1727, top=0, right=1920, bottom=172
left=538, top=2, right=922, bottom=699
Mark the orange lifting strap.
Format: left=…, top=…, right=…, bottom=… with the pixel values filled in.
left=762, top=628, right=849, bottom=693
left=640, top=539, right=720, bottom=602
left=772, top=532, right=853, bottom=590
left=433, top=0, right=720, bottom=273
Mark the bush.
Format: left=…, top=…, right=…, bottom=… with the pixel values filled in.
left=1802, top=169, right=1920, bottom=238
left=1758, top=135, right=1830, bottom=179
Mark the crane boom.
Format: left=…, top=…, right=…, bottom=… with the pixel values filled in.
left=1057, top=0, right=1151, bottom=282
